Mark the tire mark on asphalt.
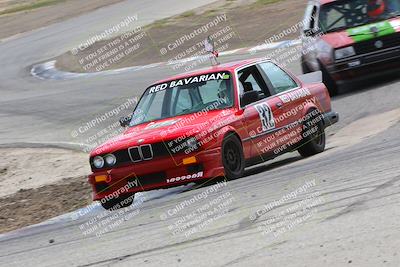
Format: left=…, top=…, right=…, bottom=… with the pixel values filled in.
left=324, top=175, right=399, bottom=221
left=241, top=173, right=400, bottom=231
left=77, top=179, right=400, bottom=266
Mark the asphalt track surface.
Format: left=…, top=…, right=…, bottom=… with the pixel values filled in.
left=1, top=1, right=400, bottom=266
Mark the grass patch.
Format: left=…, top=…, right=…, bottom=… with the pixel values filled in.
left=149, top=10, right=195, bottom=28
left=255, top=0, right=282, bottom=5
left=0, top=0, right=66, bottom=16
left=204, top=9, right=219, bottom=17
left=148, top=17, right=171, bottom=29
left=179, top=10, right=196, bottom=18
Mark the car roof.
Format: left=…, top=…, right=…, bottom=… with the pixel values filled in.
left=154, top=58, right=269, bottom=84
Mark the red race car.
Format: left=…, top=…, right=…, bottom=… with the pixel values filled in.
left=301, top=0, right=400, bottom=95
left=88, top=58, right=339, bottom=210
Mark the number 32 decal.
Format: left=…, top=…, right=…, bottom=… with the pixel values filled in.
left=255, top=103, right=275, bottom=132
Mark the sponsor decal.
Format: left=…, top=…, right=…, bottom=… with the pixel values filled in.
left=255, top=103, right=275, bottom=132
left=167, top=172, right=204, bottom=183
left=148, top=72, right=231, bottom=94
left=279, top=88, right=311, bottom=103
left=347, top=20, right=395, bottom=42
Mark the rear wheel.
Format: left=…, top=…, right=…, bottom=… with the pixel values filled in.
left=298, top=111, right=326, bottom=157
left=222, top=135, right=245, bottom=180
left=100, top=193, right=134, bottom=210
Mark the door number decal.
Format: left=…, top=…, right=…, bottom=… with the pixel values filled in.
left=255, top=103, right=275, bottom=132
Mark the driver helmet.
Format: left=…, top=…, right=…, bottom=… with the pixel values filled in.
left=367, top=0, right=386, bottom=18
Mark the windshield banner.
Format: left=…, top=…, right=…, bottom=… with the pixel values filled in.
left=148, top=72, right=231, bottom=94
left=347, top=20, right=398, bottom=42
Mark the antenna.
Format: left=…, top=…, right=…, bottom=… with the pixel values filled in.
left=204, top=35, right=219, bottom=66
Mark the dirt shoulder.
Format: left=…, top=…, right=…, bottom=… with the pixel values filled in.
left=0, top=148, right=90, bottom=197
left=55, top=0, right=305, bottom=73
left=0, top=175, right=92, bottom=234
left=0, top=0, right=124, bottom=40
left=0, top=148, right=92, bottom=234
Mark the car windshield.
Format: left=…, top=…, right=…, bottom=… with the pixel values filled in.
left=129, top=71, right=234, bottom=126
left=319, top=0, right=400, bottom=33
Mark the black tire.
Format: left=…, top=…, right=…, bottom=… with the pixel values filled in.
left=100, top=193, right=134, bottom=210
left=301, top=58, right=311, bottom=74
left=222, top=134, right=245, bottom=180
left=298, top=111, right=326, bottom=157
left=320, top=64, right=338, bottom=96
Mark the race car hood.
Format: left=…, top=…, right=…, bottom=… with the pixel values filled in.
left=321, top=17, right=400, bottom=49
left=91, top=108, right=235, bottom=156
left=321, top=32, right=354, bottom=49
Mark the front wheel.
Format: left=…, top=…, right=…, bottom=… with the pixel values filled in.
left=320, top=64, right=338, bottom=96
left=222, top=135, right=245, bottom=180
left=298, top=111, right=326, bottom=157
left=100, top=193, right=135, bottom=210
left=301, top=58, right=311, bottom=74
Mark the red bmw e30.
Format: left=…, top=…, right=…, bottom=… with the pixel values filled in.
left=88, top=58, right=338, bottom=210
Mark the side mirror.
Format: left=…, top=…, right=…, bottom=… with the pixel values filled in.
left=119, top=116, right=132, bottom=127
left=241, top=91, right=259, bottom=107
left=303, top=29, right=313, bottom=36
left=303, top=28, right=321, bottom=37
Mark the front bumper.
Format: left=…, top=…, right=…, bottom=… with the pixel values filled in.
left=88, top=147, right=223, bottom=201
left=323, top=111, right=339, bottom=127
left=327, top=45, right=400, bottom=83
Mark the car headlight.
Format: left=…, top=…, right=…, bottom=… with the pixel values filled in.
left=335, top=46, right=355, bottom=60
left=104, top=154, right=116, bottom=166
left=93, top=156, right=104, bottom=169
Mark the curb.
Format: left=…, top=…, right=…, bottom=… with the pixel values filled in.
left=31, top=39, right=301, bottom=80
